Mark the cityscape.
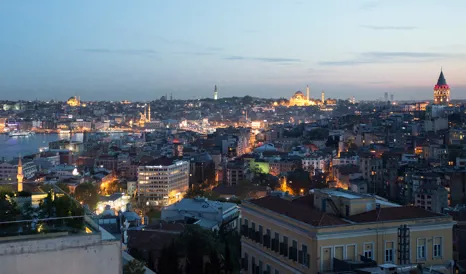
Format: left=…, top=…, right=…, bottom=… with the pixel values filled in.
left=2, top=1, right=466, bottom=274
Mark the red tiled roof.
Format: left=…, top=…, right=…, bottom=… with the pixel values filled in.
left=347, top=206, right=444, bottom=223
left=249, top=195, right=348, bottom=227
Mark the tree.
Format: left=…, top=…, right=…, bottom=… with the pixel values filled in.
left=157, top=240, right=180, bottom=274
left=56, top=182, right=70, bottom=194
left=185, top=236, right=204, bottom=274
left=21, top=201, right=36, bottom=219
left=0, top=195, right=19, bottom=222
left=74, top=182, right=99, bottom=210
left=123, top=259, right=146, bottom=274
left=223, top=244, right=233, bottom=274
left=207, top=248, right=221, bottom=274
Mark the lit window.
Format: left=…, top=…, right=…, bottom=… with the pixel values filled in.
left=417, top=238, right=426, bottom=260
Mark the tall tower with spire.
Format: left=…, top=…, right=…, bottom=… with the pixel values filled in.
left=17, top=157, right=24, bottom=192
left=321, top=90, right=325, bottom=104
left=213, top=85, right=218, bottom=100
left=434, top=68, right=450, bottom=105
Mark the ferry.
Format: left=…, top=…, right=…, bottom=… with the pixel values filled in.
left=59, top=129, right=71, bottom=134
left=9, top=131, right=33, bottom=137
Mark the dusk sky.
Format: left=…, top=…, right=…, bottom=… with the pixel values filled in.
left=1, top=1, right=466, bottom=101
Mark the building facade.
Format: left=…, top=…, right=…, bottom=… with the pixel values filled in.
left=240, top=189, right=455, bottom=274
left=137, top=158, right=189, bottom=206
left=0, top=158, right=36, bottom=182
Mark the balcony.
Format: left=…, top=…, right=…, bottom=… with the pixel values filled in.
left=241, top=227, right=310, bottom=269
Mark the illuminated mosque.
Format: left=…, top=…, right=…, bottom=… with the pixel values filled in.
left=285, top=85, right=336, bottom=107
left=67, top=96, right=81, bottom=107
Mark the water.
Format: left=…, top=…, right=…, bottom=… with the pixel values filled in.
left=0, top=133, right=82, bottom=160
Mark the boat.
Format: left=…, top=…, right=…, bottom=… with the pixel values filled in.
left=59, top=129, right=71, bottom=134
left=9, top=131, right=33, bottom=137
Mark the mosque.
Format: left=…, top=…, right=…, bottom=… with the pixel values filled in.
left=281, top=85, right=332, bottom=107
left=67, top=96, right=81, bottom=107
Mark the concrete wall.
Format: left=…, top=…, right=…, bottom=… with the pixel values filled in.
left=0, top=234, right=121, bottom=274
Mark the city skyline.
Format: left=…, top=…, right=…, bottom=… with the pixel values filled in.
left=2, top=1, right=466, bottom=101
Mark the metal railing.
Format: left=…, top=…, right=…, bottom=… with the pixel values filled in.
left=0, top=216, right=87, bottom=238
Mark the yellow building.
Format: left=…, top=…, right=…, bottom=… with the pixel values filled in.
left=289, top=91, right=311, bottom=107
left=67, top=96, right=81, bottom=107
left=240, top=188, right=455, bottom=274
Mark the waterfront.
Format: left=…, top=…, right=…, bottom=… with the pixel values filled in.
left=0, top=133, right=81, bottom=160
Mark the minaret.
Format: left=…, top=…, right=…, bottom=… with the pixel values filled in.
left=213, top=85, right=218, bottom=100
left=321, top=90, right=325, bottom=103
left=17, top=157, right=24, bottom=192
left=433, top=68, right=450, bottom=105
left=148, top=104, right=151, bottom=122
left=306, top=85, right=310, bottom=102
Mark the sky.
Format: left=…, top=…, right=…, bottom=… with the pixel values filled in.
left=1, top=0, right=466, bottom=101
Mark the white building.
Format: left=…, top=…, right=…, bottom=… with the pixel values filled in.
left=137, top=158, right=189, bottom=206
left=0, top=222, right=121, bottom=274
left=50, top=164, right=80, bottom=180
left=161, top=197, right=240, bottom=231
left=0, top=158, right=36, bottom=182
left=302, top=154, right=328, bottom=173
left=332, top=153, right=359, bottom=166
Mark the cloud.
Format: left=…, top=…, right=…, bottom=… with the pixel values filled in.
left=224, top=56, right=301, bottom=63
left=360, top=1, right=379, bottom=10
left=308, top=68, right=334, bottom=73
left=173, top=51, right=215, bottom=56
left=81, top=48, right=157, bottom=57
left=361, top=25, right=417, bottom=30
left=154, top=36, right=223, bottom=52
left=319, top=51, right=463, bottom=66
left=367, top=81, right=390, bottom=84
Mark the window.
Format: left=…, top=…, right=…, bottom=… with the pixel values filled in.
left=433, top=237, right=442, bottom=258
left=259, top=225, right=263, bottom=244
left=302, top=244, right=309, bottom=267
left=275, top=270, right=280, bottom=274
left=259, top=260, right=263, bottom=273
left=283, top=236, right=288, bottom=256
left=266, top=265, right=271, bottom=274
left=291, top=240, right=298, bottom=261
left=417, top=238, right=426, bottom=260
left=274, top=232, right=280, bottom=253
left=364, top=243, right=373, bottom=259
left=385, top=242, right=394, bottom=263
left=266, top=228, right=271, bottom=248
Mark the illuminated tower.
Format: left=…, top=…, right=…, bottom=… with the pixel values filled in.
left=17, top=157, right=24, bottom=192
left=433, top=69, right=450, bottom=105
left=306, top=85, right=310, bottom=102
left=213, top=85, right=218, bottom=100
left=321, top=91, right=325, bottom=103
left=148, top=104, right=151, bottom=122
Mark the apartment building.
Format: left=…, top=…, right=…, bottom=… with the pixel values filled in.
left=240, top=188, right=455, bottom=274
left=0, top=158, right=36, bottom=181
left=137, top=157, right=189, bottom=206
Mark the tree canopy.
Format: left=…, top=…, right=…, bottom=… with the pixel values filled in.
left=74, top=182, right=99, bottom=210
left=123, top=259, right=146, bottom=274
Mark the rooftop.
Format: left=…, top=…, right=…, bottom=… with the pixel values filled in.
left=248, top=195, right=349, bottom=227
left=347, top=206, right=444, bottom=223
left=318, top=188, right=364, bottom=199
left=164, top=197, right=238, bottom=214
left=144, top=156, right=184, bottom=167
